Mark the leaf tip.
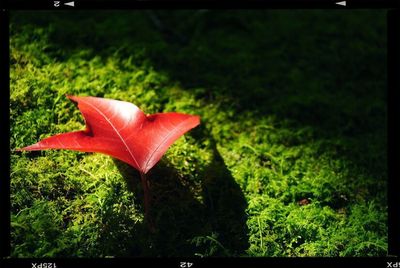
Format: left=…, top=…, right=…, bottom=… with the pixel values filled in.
left=15, top=143, right=41, bottom=152
left=14, top=147, right=27, bottom=153
left=65, top=94, right=76, bottom=101
left=191, top=115, right=201, bottom=128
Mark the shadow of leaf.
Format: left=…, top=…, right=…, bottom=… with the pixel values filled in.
left=112, top=128, right=249, bottom=257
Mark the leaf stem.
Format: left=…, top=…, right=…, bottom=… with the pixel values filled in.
left=140, top=171, right=155, bottom=233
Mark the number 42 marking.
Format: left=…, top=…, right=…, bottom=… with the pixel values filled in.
left=180, top=262, right=193, bottom=268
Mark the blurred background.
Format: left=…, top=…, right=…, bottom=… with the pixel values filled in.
left=10, top=10, right=387, bottom=257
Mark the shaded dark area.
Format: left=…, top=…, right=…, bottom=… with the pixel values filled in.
left=113, top=127, right=248, bottom=256
left=144, top=10, right=387, bottom=136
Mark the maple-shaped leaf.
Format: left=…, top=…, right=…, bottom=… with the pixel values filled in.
left=17, top=95, right=200, bottom=174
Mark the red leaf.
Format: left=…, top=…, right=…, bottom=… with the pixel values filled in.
left=17, top=95, right=200, bottom=174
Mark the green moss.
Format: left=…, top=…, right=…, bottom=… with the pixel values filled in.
left=10, top=10, right=387, bottom=257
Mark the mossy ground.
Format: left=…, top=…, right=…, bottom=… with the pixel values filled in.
left=10, top=10, right=387, bottom=257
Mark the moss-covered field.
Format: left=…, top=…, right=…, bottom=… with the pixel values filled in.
left=10, top=10, right=387, bottom=257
